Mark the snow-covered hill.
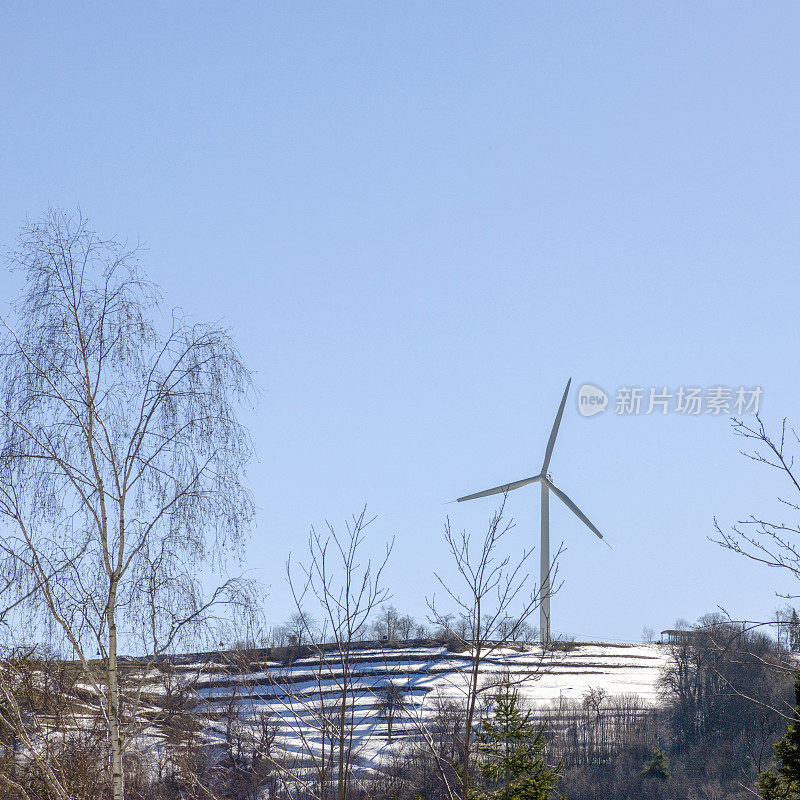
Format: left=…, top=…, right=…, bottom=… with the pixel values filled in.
left=154, top=641, right=670, bottom=765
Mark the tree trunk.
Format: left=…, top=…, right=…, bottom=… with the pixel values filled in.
left=461, top=641, right=482, bottom=800
left=108, top=584, right=125, bottom=800
left=338, top=675, right=348, bottom=800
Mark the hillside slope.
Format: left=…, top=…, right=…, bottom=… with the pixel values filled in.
left=162, top=641, right=669, bottom=765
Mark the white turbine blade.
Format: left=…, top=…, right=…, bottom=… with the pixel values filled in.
left=541, top=378, right=572, bottom=475
left=456, top=475, right=540, bottom=503
left=545, top=478, right=605, bottom=541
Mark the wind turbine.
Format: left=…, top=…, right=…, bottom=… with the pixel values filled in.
left=455, top=379, right=609, bottom=645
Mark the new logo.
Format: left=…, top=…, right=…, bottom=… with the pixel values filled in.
left=577, top=384, right=608, bottom=417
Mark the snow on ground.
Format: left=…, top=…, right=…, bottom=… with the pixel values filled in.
left=156, top=641, right=669, bottom=766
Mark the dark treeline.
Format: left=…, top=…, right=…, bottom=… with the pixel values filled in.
left=364, top=616, right=794, bottom=800
left=1, top=613, right=795, bottom=799
left=263, top=604, right=538, bottom=649
left=548, top=615, right=793, bottom=800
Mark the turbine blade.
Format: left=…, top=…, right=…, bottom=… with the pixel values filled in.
left=545, top=479, right=605, bottom=541
left=456, top=475, right=540, bottom=503
left=541, top=379, right=572, bottom=474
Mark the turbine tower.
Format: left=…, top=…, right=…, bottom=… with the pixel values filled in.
left=455, top=379, right=609, bottom=645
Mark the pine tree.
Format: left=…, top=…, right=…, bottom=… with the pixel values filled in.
left=641, top=747, right=669, bottom=781
left=759, top=673, right=800, bottom=799
left=791, top=610, right=800, bottom=653
left=471, top=681, right=561, bottom=800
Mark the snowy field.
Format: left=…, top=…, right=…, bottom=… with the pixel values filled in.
left=152, top=641, right=670, bottom=765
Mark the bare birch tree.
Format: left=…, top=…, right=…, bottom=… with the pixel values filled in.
left=0, top=210, right=257, bottom=800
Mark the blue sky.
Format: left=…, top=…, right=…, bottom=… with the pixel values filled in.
left=2, top=3, right=800, bottom=642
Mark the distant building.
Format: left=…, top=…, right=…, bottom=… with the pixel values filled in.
left=660, top=629, right=705, bottom=645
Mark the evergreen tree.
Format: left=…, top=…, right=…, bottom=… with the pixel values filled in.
left=641, top=747, right=669, bottom=781
left=471, top=680, right=561, bottom=800
left=759, top=673, right=800, bottom=799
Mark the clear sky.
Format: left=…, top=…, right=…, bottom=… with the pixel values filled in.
left=2, top=3, right=800, bottom=643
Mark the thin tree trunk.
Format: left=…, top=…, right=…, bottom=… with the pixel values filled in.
left=337, top=647, right=349, bottom=800
left=461, top=640, right=481, bottom=800
left=108, top=584, right=124, bottom=800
